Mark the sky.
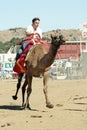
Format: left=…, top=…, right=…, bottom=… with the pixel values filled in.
left=0, top=0, right=87, bottom=32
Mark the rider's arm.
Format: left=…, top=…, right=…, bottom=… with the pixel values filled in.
left=26, top=25, right=34, bottom=37
left=26, top=31, right=34, bottom=37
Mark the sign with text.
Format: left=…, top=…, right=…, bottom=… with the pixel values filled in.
left=3, top=62, right=15, bottom=71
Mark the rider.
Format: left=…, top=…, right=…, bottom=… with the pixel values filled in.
left=15, top=17, right=42, bottom=61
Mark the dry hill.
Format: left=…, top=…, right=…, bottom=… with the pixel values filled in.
left=0, top=28, right=86, bottom=43
left=0, top=28, right=25, bottom=43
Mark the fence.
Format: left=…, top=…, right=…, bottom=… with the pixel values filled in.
left=1, top=53, right=87, bottom=80
left=50, top=55, right=87, bottom=80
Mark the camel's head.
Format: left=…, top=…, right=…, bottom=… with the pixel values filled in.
left=51, top=34, right=65, bottom=47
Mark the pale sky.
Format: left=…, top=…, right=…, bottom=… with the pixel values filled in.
left=0, top=0, right=87, bottom=32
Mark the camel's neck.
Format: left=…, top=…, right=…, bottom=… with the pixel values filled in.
left=40, top=44, right=60, bottom=69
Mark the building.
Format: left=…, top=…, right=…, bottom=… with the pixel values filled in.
left=44, top=40, right=87, bottom=60
left=57, top=41, right=87, bottom=60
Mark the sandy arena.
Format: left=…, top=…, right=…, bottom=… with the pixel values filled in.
left=0, top=78, right=87, bottom=130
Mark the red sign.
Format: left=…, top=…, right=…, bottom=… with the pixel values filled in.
left=83, top=23, right=87, bottom=29
left=82, top=30, right=87, bottom=38
left=81, top=22, right=87, bottom=38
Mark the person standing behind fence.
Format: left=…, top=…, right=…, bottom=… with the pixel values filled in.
left=65, top=58, right=72, bottom=79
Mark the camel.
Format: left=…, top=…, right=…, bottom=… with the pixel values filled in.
left=12, top=34, right=65, bottom=109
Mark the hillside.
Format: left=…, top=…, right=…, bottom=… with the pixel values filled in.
left=0, top=28, right=26, bottom=43
left=0, top=28, right=87, bottom=53
left=0, top=28, right=83, bottom=43
left=43, top=29, right=81, bottom=41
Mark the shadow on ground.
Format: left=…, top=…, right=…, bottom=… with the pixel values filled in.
left=0, top=105, right=47, bottom=112
left=0, top=105, right=23, bottom=110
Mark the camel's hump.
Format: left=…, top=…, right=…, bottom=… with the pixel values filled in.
left=25, top=44, right=47, bottom=62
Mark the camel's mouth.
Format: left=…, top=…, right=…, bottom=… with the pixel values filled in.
left=59, top=35, right=65, bottom=43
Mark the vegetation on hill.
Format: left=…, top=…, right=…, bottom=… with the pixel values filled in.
left=0, top=27, right=87, bottom=53
left=0, top=37, right=23, bottom=53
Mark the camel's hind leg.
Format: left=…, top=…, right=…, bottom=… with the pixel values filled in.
left=22, top=74, right=28, bottom=107
left=43, top=71, right=54, bottom=108
left=12, top=73, right=24, bottom=100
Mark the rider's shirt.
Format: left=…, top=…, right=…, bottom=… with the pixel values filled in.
left=26, top=25, right=42, bottom=39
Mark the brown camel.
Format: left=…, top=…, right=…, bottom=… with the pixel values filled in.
left=12, top=34, right=65, bottom=109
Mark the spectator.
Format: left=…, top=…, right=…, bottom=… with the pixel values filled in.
left=65, top=58, right=72, bottom=79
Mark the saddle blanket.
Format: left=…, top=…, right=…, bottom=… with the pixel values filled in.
left=13, top=37, right=46, bottom=74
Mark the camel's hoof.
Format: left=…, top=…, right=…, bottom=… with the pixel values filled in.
left=25, top=106, right=31, bottom=110
left=27, top=105, right=31, bottom=110
left=12, top=95, right=18, bottom=100
left=23, top=103, right=31, bottom=110
left=46, top=103, right=54, bottom=109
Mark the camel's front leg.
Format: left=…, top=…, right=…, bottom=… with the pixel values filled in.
left=12, top=73, right=24, bottom=100
left=43, top=71, right=54, bottom=108
left=25, top=75, right=32, bottom=109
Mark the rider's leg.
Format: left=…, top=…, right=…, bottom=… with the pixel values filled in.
left=15, top=41, right=28, bottom=61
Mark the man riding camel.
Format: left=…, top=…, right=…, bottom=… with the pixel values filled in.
left=15, top=17, right=42, bottom=61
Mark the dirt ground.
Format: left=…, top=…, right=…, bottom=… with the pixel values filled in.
left=0, top=78, right=87, bottom=130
